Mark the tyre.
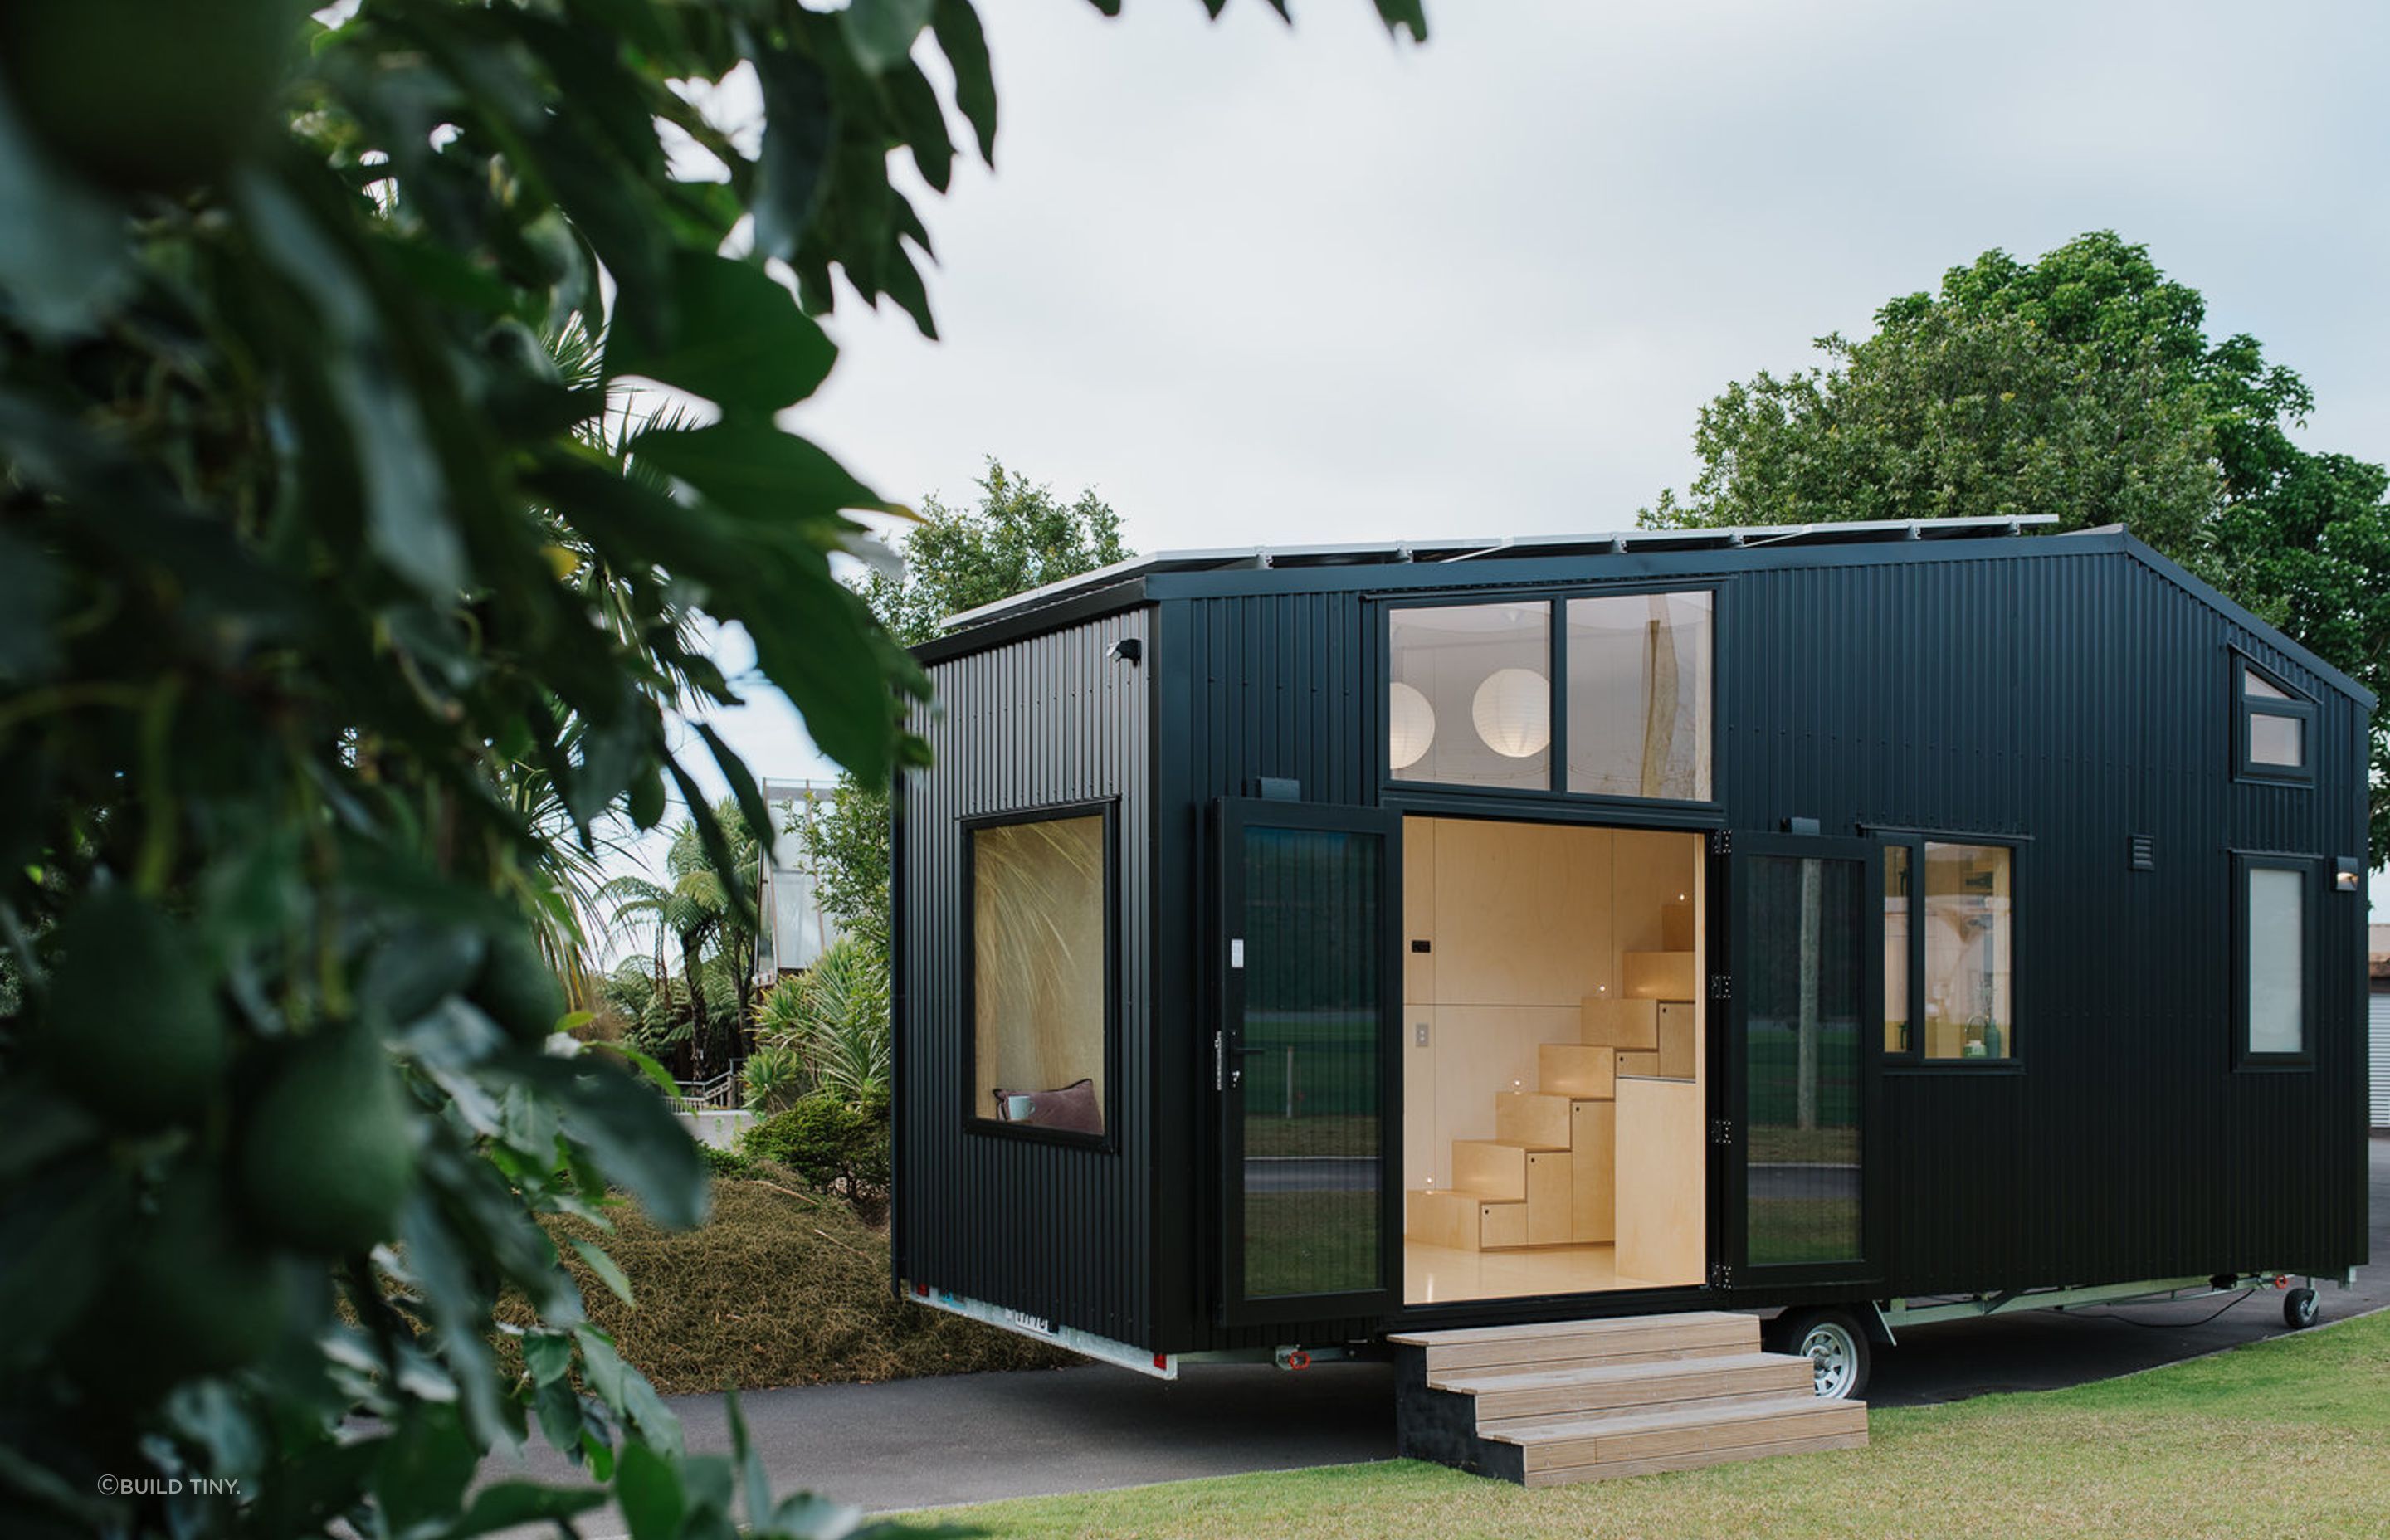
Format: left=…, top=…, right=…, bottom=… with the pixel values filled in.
left=2283, top=1287, right=2319, bottom=1330
left=1771, top=1308, right=1872, bottom=1401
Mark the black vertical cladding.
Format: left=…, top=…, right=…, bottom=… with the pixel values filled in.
left=895, top=608, right=1154, bottom=1346
left=904, top=533, right=2369, bottom=1356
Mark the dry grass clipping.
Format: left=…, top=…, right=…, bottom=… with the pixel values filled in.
left=508, top=1170, right=1074, bottom=1395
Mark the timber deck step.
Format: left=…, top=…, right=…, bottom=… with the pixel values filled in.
left=1393, top=1311, right=1866, bottom=1486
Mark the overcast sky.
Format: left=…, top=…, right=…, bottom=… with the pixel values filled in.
left=669, top=0, right=2390, bottom=904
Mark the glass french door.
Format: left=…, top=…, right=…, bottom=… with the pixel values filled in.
left=1717, top=832, right=1885, bottom=1289
left=1214, top=799, right=1401, bottom=1328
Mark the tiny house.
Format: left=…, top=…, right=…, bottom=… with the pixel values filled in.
left=890, top=518, right=2373, bottom=1395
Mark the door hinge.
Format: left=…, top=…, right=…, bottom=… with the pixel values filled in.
left=1710, top=829, right=1732, bottom=855
left=1710, top=1261, right=1733, bottom=1289
left=1710, top=1118, right=1734, bottom=1147
left=1710, top=972, right=1732, bottom=1001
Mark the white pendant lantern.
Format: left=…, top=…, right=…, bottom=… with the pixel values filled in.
left=1472, top=667, right=1550, bottom=758
left=1388, top=681, right=1436, bottom=770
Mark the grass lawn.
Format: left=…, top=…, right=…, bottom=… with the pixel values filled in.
left=919, top=1306, right=2390, bottom=1538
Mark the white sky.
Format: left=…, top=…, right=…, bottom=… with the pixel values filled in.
left=666, top=0, right=2390, bottom=909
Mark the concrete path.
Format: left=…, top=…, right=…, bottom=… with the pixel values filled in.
left=485, top=1134, right=2388, bottom=1519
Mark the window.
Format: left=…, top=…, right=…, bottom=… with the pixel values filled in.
left=1565, top=591, right=1713, bottom=800
left=1883, top=846, right=1910, bottom=1054
left=968, top=807, right=1111, bottom=1138
left=1385, top=589, right=1715, bottom=802
left=2236, top=660, right=2314, bottom=783
left=1880, top=838, right=2014, bottom=1064
left=2236, top=855, right=2313, bottom=1066
left=1388, top=602, right=1551, bottom=790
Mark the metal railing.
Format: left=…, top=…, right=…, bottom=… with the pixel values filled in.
left=668, top=1070, right=740, bottom=1114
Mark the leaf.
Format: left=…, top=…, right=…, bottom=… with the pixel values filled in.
left=0, top=87, right=131, bottom=337
left=524, top=1057, right=710, bottom=1231
left=614, top=1442, right=685, bottom=1540
left=883, top=62, right=954, bottom=194
left=747, top=40, right=834, bottom=263
left=569, top=1238, right=637, bottom=1307
left=237, top=171, right=466, bottom=601
left=605, top=251, right=836, bottom=410
left=0, top=530, right=61, bottom=682
left=627, top=421, right=880, bottom=525
left=932, top=1, right=997, bottom=164
left=522, top=1329, right=576, bottom=1387
left=1374, top=0, right=1428, bottom=40
left=445, top=1481, right=609, bottom=1540
left=397, top=1191, right=511, bottom=1449
left=840, top=0, right=935, bottom=74
left=373, top=1403, right=480, bottom=1538
left=0, top=1161, right=127, bottom=1366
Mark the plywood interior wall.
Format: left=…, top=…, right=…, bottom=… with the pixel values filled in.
left=1402, top=817, right=1702, bottom=1192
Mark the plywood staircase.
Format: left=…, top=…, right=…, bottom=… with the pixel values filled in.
left=1391, top=1312, right=1866, bottom=1486
left=1405, top=898, right=1699, bottom=1254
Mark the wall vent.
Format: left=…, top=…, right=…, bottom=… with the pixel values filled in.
left=2129, top=834, right=2155, bottom=871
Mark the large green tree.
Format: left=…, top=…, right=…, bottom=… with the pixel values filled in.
left=801, top=461, right=1132, bottom=948
left=0, top=4, right=1422, bottom=1538
left=1647, top=231, right=2390, bottom=861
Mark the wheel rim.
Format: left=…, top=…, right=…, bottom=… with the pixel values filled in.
left=1800, top=1323, right=1859, bottom=1399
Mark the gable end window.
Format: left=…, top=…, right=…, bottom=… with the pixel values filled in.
left=2236, top=660, right=2315, bottom=784
left=2234, top=853, right=2315, bottom=1069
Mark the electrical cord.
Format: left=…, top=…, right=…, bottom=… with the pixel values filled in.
left=2073, top=1288, right=2257, bottom=1328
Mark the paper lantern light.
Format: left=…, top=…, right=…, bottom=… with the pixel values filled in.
left=1471, top=667, right=1549, bottom=758
left=1388, top=681, right=1436, bottom=770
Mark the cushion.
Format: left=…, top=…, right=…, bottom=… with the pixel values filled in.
left=993, top=1078, right=1104, bottom=1135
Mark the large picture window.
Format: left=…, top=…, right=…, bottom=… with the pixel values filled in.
left=1565, top=591, right=1713, bottom=800
left=1388, top=602, right=1551, bottom=790
left=968, top=807, right=1112, bottom=1138
left=2236, top=855, right=2314, bottom=1066
left=1880, top=837, right=2015, bottom=1065
left=1385, top=588, right=1714, bottom=802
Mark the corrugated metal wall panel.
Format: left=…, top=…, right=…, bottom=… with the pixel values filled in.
left=2371, top=994, right=2389, bottom=1128
left=894, top=608, right=1154, bottom=1346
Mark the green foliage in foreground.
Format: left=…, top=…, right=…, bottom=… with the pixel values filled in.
left=0, top=3, right=1424, bottom=1539
left=929, top=1306, right=2390, bottom=1538
left=1648, top=231, right=2390, bottom=861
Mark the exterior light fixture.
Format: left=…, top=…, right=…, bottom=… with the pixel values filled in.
left=1388, top=681, right=1436, bottom=770
left=1471, top=667, right=1549, bottom=758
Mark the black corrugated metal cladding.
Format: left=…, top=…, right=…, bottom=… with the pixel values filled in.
left=894, top=608, right=1154, bottom=1346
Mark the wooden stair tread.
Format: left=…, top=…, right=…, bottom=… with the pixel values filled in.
left=1452, top=1138, right=1569, bottom=1153
left=1391, top=1311, right=1754, bottom=1348
left=1432, top=1349, right=1801, bottom=1396
left=1485, top=1391, right=1864, bottom=1447
left=1521, top=1426, right=1869, bottom=1486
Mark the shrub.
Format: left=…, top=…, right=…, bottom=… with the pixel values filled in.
left=697, top=1143, right=755, bottom=1179
left=743, top=1093, right=890, bottom=1211
left=741, top=1042, right=808, bottom=1114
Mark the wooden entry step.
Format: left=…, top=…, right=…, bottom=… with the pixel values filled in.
left=1391, top=1311, right=1866, bottom=1486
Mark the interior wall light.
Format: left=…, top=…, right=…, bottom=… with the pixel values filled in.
left=1471, top=668, right=1550, bottom=758
left=1388, top=681, right=1436, bottom=770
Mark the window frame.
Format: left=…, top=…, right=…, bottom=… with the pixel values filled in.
left=959, top=798, right=1123, bottom=1151
left=1871, top=828, right=2025, bottom=1073
left=2231, top=850, right=2318, bottom=1072
left=2232, top=652, right=2317, bottom=787
left=1375, top=580, right=1725, bottom=815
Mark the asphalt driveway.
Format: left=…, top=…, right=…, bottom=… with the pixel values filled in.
left=484, top=1134, right=2388, bottom=1518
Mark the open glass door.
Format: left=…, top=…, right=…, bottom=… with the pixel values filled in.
left=1716, top=832, right=1884, bottom=1290
left=1214, top=799, right=1400, bottom=1328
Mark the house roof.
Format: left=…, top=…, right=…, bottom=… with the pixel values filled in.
left=937, top=514, right=2060, bottom=633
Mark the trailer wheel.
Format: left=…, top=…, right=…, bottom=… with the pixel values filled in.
left=1772, top=1309, right=1871, bottom=1401
left=2282, top=1288, right=2319, bottom=1330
